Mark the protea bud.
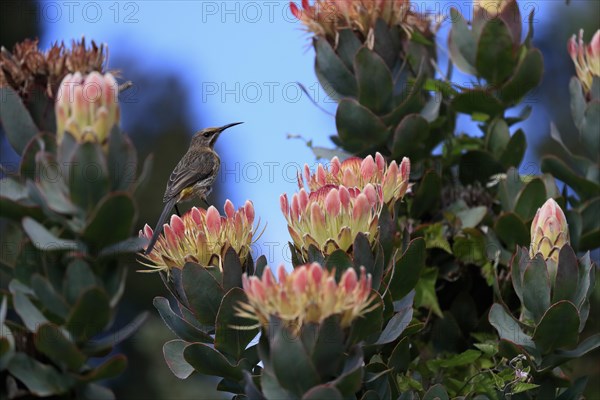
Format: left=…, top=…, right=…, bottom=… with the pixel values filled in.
left=529, top=198, right=570, bottom=281
left=281, top=184, right=380, bottom=258
left=298, top=153, right=410, bottom=206
left=568, top=29, right=600, bottom=94
left=473, top=0, right=521, bottom=47
left=55, top=71, right=120, bottom=146
left=238, top=263, right=376, bottom=332
left=139, top=200, right=257, bottom=273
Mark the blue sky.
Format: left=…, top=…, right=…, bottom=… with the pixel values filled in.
left=39, top=0, right=578, bottom=266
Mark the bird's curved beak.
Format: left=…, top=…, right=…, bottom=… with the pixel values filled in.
left=218, top=122, right=244, bottom=132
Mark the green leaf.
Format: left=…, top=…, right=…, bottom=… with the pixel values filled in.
left=500, top=129, right=527, bottom=168
left=489, top=303, right=536, bottom=351
left=314, top=36, right=358, bottom=98
left=452, top=89, right=504, bottom=119
left=486, top=118, right=510, bottom=157
left=429, top=349, right=481, bottom=368
left=336, top=29, right=362, bottom=70
left=455, top=206, right=487, bottom=229
left=83, top=193, right=136, bottom=250
left=310, top=316, right=345, bottom=379
left=540, top=333, right=600, bottom=369
left=82, top=311, right=148, bottom=356
left=184, top=343, right=244, bottom=381
left=389, top=337, right=411, bottom=373
left=215, top=288, right=258, bottom=360
left=476, top=19, right=516, bottom=84
left=302, top=386, right=343, bottom=400
left=494, top=212, right=530, bottom=249
left=533, top=301, right=580, bottom=354
left=553, top=246, right=579, bottom=303
left=354, top=47, right=393, bottom=115
left=222, top=247, right=243, bottom=291
left=22, top=217, right=79, bottom=251
left=392, top=114, right=430, bottom=160
left=77, top=383, right=115, bottom=400
left=514, top=178, right=547, bottom=221
left=511, top=382, right=539, bottom=394
left=79, top=355, right=127, bottom=382
left=64, top=259, right=97, bottom=304
left=331, top=346, right=364, bottom=396
left=410, top=170, right=441, bottom=219
left=152, top=297, right=213, bottom=343
left=324, top=249, right=353, bottom=280
left=31, top=274, right=69, bottom=320
left=448, top=8, right=477, bottom=75
left=541, top=156, right=600, bottom=199
left=423, top=384, right=449, bottom=400
left=336, top=99, right=390, bottom=152
left=107, top=128, right=137, bottom=191
left=34, top=323, right=86, bottom=371
left=499, top=49, right=544, bottom=105
left=12, top=290, right=49, bottom=332
left=7, top=353, right=74, bottom=396
left=459, top=150, right=504, bottom=184
left=569, top=77, right=586, bottom=128
left=65, top=288, right=111, bottom=342
left=67, top=141, right=110, bottom=212
left=98, top=237, right=148, bottom=258
left=182, top=262, right=226, bottom=325
left=414, top=267, right=442, bottom=317
left=353, top=233, right=381, bottom=289
left=375, top=306, right=413, bottom=345
left=19, top=133, right=57, bottom=180
left=0, top=86, right=40, bottom=154
left=163, top=339, right=194, bottom=379
left=581, top=100, right=600, bottom=159
left=522, top=256, right=551, bottom=323
left=556, top=377, right=588, bottom=400
left=270, top=323, right=320, bottom=395
left=388, top=238, right=425, bottom=301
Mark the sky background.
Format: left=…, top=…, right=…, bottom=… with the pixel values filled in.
left=38, top=0, right=591, bottom=267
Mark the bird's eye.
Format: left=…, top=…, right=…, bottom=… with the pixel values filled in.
left=203, top=132, right=210, bottom=138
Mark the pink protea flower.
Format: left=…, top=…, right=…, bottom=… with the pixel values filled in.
left=238, top=263, right=377, bottom=331
left=139, top=200, right=257, bottom=273
left=55, top=71, right=120, bottom=145
left=281, top=184, right=381, bottom=258
left=290, top=0, right=416, bottom=38
left=299, top=153, right=410, bottom=205
left=530, top=199, right=570, bottom=282
left=568, top=29, right=600, bottom=94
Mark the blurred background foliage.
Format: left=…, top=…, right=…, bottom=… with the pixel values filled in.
left=0, top=0, right=598, bottom=398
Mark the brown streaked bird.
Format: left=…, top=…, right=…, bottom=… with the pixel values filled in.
left=145, top=122, right=243, bottom=254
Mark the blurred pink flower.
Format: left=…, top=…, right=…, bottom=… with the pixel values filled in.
left=568, top=29, right=600, bottom=94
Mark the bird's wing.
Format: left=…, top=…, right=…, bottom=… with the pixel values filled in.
left=163, top=150, right=218, bottom=202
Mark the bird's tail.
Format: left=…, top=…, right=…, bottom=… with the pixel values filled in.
left=145, top=198, right=177, bottom=255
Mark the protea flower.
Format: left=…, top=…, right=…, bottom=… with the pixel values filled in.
left=55, top=71, right=120, bottom=146
left=0, top=37, right=106, bottom=99
left=238, top=263, right=377, bottom=331
left=281, top=184, right=380, bottom=258
left=299, top=153, right=410, bottom=206
left=139, top=200, right=257, bottom=273
left=529, top=198, right=570, bottom=281
left=289, top=0, right=425, bottom=39
left=568, top=29, right=600, bottom=94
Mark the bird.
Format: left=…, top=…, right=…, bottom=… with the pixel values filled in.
left=145, top=122, right=243, bottom=254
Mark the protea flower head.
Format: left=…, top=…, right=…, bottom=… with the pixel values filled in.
left=238, top=263, right=377, bottom=331
left=568, top=29, right=600, bottom=94
left=0, top=37, right=106, bottom=99
left=139, top=200, right=257, bottom=273
left=299, top=153, right=410, bottom=205
left=55, top=71, right=120, bottom=146
left=530, top=198, right=570, bottom=281
left=281, top=184, right=381, bottom=258
left=289, top=0, right=426, bottom=39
